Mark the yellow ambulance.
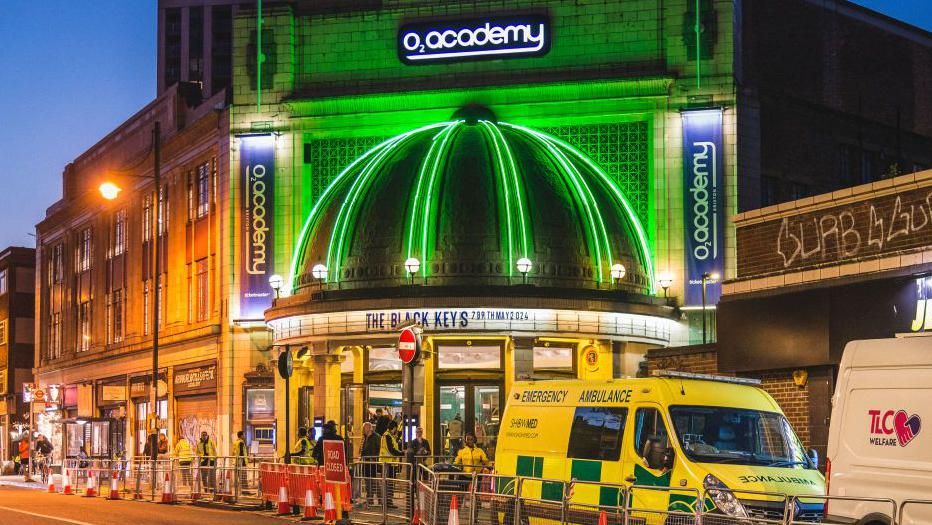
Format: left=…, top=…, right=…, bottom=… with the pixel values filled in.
left=495, top=371, right=825, bottom=521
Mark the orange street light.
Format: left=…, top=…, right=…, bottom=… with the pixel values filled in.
left=99, top=182, right=122, bottom=200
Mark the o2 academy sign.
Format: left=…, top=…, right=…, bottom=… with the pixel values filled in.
left=398, top=15, right=550, bottom=64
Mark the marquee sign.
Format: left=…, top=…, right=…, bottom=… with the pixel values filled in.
left=682, top=109, right=724, bottom=306
left=270, top=307, right=675, bottom=345
left=398, top=15, right=550, bottom=64
left=239, top=134, right=275, bottom=319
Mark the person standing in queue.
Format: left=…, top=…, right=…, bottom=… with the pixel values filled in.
left=360, top=422, right=381, bottom=505
left=447, top=414, right=464, bottom=457
left=197, top=431, right=218, bottom=490
left=173, top=435, right=194, bottom=486
left=380, top=420, right=404, bottom=508
left=453, top=433, right=489, bottom=473
left=292, top=427, right=316, bottom=465
left=233, top=430, right=248, bottom=487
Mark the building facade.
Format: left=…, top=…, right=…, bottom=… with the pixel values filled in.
left=0, top=247, right=35, bottom=463
left=33, top=84, right=273, bottom=462
left=223, top=0, right=932, bottom=459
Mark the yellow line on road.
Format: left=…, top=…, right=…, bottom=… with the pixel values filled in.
left=0, top=505, right=97, bottom=525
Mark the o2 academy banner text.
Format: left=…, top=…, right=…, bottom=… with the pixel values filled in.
left=239, top=135, right=274, bottom=319
left=682, top=109, right=724, bottom=306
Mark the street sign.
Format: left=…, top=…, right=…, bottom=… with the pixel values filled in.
left=398, top=327, right=420, bottom=364
left=278, top=350, right=293, bottom=379
left=322, top=440, right=349, bottom=483
left=33, top=389, right=45, bottom=402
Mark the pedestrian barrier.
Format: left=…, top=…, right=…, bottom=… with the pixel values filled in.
left=565, top=480, right=626, bottom=525
left=899, top=499, right=932, bottom=525
left=472, top=473, right=518, bottom=525
left=787, top=494, right=896, bottom=525
left=515, top=476, right=567, bottom=525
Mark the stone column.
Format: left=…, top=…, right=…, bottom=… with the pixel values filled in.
left=312, top=352, right=343, bottom=423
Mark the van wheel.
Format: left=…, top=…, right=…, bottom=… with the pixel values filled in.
left=857, top=515, right=891, bottom=525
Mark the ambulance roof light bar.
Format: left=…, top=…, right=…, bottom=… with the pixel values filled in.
left=652, top=369, right=762, bottom=386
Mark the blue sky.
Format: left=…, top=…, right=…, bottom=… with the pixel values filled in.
left=0, top=1, right=929, bottom=249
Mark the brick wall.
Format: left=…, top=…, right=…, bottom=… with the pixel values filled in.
left=645, top=345, right=720, bottom=375
left=749, top=369, right=811, bottom=448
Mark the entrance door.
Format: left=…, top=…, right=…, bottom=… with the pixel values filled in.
left=437, top=383, right=502, bottom=459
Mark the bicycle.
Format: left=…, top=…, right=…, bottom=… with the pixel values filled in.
left=33, top=452, right=50, bottom=486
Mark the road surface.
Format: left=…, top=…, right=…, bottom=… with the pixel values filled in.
left=0, top=486, right=289, bottom=524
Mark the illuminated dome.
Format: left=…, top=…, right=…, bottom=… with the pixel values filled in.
left=287, top=114, right=654, bottom=296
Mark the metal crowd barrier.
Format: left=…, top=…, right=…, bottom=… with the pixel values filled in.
left=899, top=499, right=932, bottom=525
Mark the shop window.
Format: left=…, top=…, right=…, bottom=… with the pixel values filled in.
left=246, top=389, right=275, bottom=422
left=368, top=347, right=402, bottom=371
left=633, top=407, right=669, bottom=455
left=567, top=407, right=627, bottom=461
left=135, top=399, right=168, bottom=456
left=438, top=344, right=501, bottom=369
left=533, top=346, right=573, bottom=372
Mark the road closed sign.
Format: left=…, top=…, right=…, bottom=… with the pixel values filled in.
left=323, top=440, right=348, bottom=483
left=398, top=327, right=420, bottom=364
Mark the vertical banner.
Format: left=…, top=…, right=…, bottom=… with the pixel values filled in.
left=682, top=109, right=724, bottom=306
left=240, top=135, right=275, bottom=318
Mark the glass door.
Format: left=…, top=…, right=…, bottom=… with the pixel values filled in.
left=437, top=383, right=502, bottom=459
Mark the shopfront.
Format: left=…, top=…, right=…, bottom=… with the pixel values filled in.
left=173, top=361, right=218, bottom=445
left=129, top=372, right=167, bottom=457
left=96, top=376, right=127, bottom=458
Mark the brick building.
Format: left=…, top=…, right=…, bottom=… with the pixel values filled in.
left=0, top=247, right=35, bottom=463
left=33, top=83, right=274, bottom=462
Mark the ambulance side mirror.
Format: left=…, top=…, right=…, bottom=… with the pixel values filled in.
left=807, top=448, right=819, bottom=468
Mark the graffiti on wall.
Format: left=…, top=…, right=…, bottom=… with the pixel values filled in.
left=178, top=415, right=217, bottom=446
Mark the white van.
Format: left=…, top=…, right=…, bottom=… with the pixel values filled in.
left=826, top=337, right=932, bottom=525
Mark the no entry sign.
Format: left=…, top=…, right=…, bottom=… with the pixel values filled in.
left=398, top=327, right=420, bottom=364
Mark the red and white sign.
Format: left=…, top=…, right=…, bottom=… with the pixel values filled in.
left=398, top=327, right=420, bottom=364
left=323, top=440, right=349, bottom=484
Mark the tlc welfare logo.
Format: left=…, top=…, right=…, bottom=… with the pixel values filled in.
left=868, top=410, right=922, bottom=447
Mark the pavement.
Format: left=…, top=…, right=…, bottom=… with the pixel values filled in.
left=0, top=484, right=300, bottom=524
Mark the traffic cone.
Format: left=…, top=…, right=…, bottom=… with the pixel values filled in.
left=62, top=469, right=73, bottom=495
left=222, top=470, right=234, bottom=502
left=48, top=475, right=56, bottom=493
left=598, top=509, right=608, bottom=525
left=85, top=471, right=97, bottom=497
left=323, top=484, right=337, bottom=523
left=412, top=487, right=425, bottom=525
left=303, top=486, right=319, bottom=519
left=447, top=495, right=459, bottom=525
left=159, top=472, right=174, bottom=504
left=191, top=466, right=201, bottom=501
left=277, top=482, right=291, bottom=515
left=109, top=471, right=121, bottom=500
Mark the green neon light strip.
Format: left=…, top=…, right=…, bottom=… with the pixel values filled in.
left=327, top=130, right=415, bottom=281
left=287, top=122, right=448, bottom=291
left=419, top=122, right=462, bottom=277
left=478, top=121, right=514, bottom=276
left=521, top=129, right=610, bottom=282
left=502, top=123, right=656, bottom=292
left=405, top=123, right=458, bottom=263
left=489, top=123, right=531, bottom=258
left=256, top=0, right=262, bottom=111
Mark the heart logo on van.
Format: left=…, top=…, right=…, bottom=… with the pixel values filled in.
left=893, top=410, right=921, bottom=446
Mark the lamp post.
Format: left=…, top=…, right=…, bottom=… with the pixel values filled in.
left=100, top=121, right=161, bottom=468
left=516, top=257, right=532, bottom=285
left=269, top=274, right=283, bottom=299
left=404, top=257, right=420, bottom=284
left=700, top=271, right=720, bottom=344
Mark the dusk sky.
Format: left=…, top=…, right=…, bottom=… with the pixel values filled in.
left=0, top=1, right=929, bottom=250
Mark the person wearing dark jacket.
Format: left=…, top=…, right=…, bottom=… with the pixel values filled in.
left=360, top=421, right=381, bottom=505
left=311, top=420, right=349, bottom=466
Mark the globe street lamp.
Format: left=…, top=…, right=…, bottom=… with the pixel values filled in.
left=657, top=272, right=674, bottom=299
left=516, top=257, right=532, bottom=284
left=311, top=263, right=328, bottom=293
left=404, top=257, right=420, bottom=283
left=701, top=271, right=720, bottom=344
left=610, top=263, right=626, bottom=286
left=269, top=274, right=283, bottom=299
left=99, top=121, right=162, bottom=468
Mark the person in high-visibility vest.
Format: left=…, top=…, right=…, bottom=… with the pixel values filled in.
left=197, top=431, right=218, bottom=490
left=292, top=427, right=315, bottom=465
left=233, top=430, right=248, bottom=486
left=453, top=433, right=489, bottom=473
left=380, top=420, right=403, bottom=508
left=173, top=435, right=194, bottom=485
